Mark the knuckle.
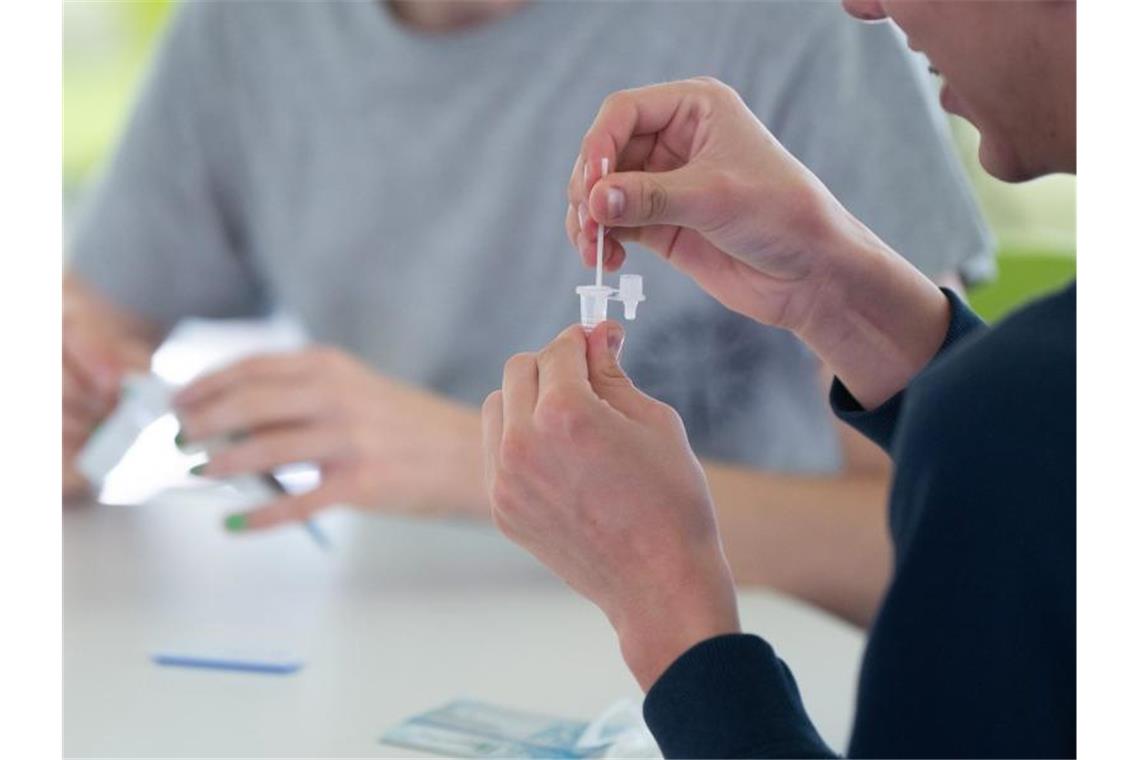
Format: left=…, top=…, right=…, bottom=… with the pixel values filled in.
left=649, top=400, right=685, bottom=432
left=535, top=388, right=589, bottom=436
left=505, top=352, right=535, bottom=375
left=692, top=76, right=732, bottom=99
left=603, top=88, right=633, bottom=113
left=481, top=390, right=503, bottom=417
left=594, top=362, right=627, bottom=387
left=498, top=429, right=532, bottom=470
left=641, top=177, right=669, bottom=222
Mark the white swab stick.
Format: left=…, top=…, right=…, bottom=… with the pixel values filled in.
left=595, top=157, right=609, bottom=287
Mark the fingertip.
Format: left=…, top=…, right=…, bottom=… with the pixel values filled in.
left=482, top=388, right=504, bottom=416
left=223, top=512, right=250, bottom=533
left=586, top=320, right=624, bottom=363
left=240, top=505, right=290, bottom=533
left=557, top=322, right=589, bottom=345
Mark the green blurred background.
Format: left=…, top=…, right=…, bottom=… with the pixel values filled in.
left=63, top=1, right=1076, bottom=321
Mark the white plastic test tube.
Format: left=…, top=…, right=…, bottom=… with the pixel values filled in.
left=576, top=284, right=612, bottom=330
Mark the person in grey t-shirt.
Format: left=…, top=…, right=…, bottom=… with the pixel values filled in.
left=63, top=0, right=993, bottom=626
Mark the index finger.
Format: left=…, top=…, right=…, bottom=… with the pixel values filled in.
left=576, top=81, right=694, bottom=202
left=536, top=326, right=590, bottom=400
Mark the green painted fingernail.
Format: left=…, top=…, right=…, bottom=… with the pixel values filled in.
left=175, top=430, right=187, bottom=448
left=224, top=514, right=248, bottom=532
left=189, top=463, right=207, bottom=477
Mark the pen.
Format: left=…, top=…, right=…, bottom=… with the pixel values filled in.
left=180, top=430, right=332, bottom=552
left=259, top=471, right=332, bottom=552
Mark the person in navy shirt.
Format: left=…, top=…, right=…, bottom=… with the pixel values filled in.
left=483, top=1, right=1075, bottom=756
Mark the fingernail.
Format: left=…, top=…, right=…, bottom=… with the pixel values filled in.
left=606, top=323, right=625, bottom=360
left=189, top=463, right=207, bottom=477
left=583, top=160, right=590, bottom=185
left=577, top=203, right=588, bottom=229
left=606, top=187, right=625, bottom=220
left=174, top=429, right=187, bottom=449
left=224, top=513, right=248, bottom=533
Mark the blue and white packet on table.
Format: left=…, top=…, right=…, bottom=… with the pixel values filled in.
left=380, top=698, right=660, bottom=758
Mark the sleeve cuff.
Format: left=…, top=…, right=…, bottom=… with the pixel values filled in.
left=643, top=633, right=835, bottom=759
left=830, top=287, right=986, bottom=453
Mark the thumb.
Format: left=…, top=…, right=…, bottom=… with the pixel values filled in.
left=585, top=321, right=649, bottom=418
left=589, top=166, right=714, bottom=230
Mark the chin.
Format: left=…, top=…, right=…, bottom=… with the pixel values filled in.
left=977, top=135, right=1041, bottom=183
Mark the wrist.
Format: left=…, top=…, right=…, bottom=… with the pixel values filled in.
left=611, top=547, right=741, bottom=691
left=795, top=215, right=950, bottom=409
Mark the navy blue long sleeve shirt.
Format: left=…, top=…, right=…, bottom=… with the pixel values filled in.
left=644, top=284, right=1076, bottom=758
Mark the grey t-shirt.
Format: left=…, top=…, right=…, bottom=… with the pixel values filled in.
left=69, top=0, right=993, bottom=475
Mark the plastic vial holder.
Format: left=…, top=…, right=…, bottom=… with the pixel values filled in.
left=576, top=285, right=613, bottom=330
left=575, top=276, right=646, bottom=330
left=575, top=156, right=647, bottom=329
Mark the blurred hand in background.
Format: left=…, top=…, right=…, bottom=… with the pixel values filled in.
left=63, top=276, right=157, bottom=499
left=173, top=346, right=486, bottom=530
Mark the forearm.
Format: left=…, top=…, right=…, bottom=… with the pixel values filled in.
left=420, top=414, right=492, bottom=520
left=705, top=460, right=891, bottom=628
left=64, top=272, right=164, bottom=349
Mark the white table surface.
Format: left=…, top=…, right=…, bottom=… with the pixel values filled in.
left=64, top=488, right=865, bottom=757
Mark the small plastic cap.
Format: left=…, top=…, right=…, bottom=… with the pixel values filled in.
left=576, top=285, right=613, bottom=330
left=618, top=275, right=646, bottom=320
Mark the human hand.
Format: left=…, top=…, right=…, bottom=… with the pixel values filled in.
left=482, top=322, right=740, bottom=690
left=63, top=278, right=154, bottom=499
left=567, top=77, right=860, bottom=331
left=567, top=78, right=950, bottom=408
left=173, top=346, right=486, bottom=531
